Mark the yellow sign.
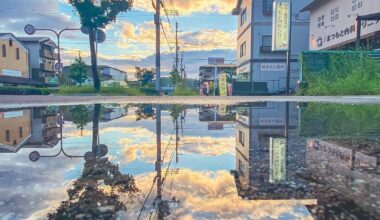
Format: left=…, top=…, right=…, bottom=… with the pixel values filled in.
left=219, top=73, right=228, bottom=96
left=272, top=0, right=291, bottom=51
left=269, top=137, right=287, bottom=183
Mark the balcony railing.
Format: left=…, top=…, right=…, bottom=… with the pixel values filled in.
left=40, top=63, right=55, bottom=72
left=40, top=48, right=58, bottom=60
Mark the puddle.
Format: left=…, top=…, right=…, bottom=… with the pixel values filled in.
left=0, top=102, right=379, bottom=219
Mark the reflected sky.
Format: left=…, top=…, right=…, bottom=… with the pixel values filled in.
left=0, top=103, right=379, bottom=220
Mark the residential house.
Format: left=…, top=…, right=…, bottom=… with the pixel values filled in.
left=0, top=109, right=32, bottom=153
left=62, top=65, right=127, bottom=85
left=301, top=0, right=380, bottom=50
left=0, top=33, right=42, bottom=87
left=232, top=0, right=311, bottom=93
left=18, top=37, right=59, bottom=87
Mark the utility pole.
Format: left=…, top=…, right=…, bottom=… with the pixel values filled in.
left=175, top=22, right=179, bottom=72
left=155, top=0, right=161, bottom=92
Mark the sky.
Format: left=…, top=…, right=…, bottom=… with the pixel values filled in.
left=0, top=0, right=238, bottom=79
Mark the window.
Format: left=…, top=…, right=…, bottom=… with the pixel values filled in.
left=239, top=159, right=245, bottom=173
left=6, top=130, right=10, bottom=142
left=19, top=127, right=23, bottom=138
left=263, top=0, right=274, bottom=15
left=240, top=42, right=247, bottom=58
left=239, top=131, right=245, bottom=146
left=241, top=9, right=247, bottom=26
left=261, top=35, right=272, bottom=53
left=9, top=39, right=13, bottom=47
left=262, top=35, right=272, bottom=47
left=2, top=45, right=6, bottom=57
left=16, top=48, right=20, bottom=60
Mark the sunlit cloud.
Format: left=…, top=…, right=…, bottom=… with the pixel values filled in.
left=133, top=0, right=236, bottom=14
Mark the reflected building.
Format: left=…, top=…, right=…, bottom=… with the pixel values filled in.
left=0, top=107, right=59, bottom=153
left=232, top=102, right=313, bottom=200
left=199, top=106, right=236, bottom=130
left=0, top=109, right=32, bottom=153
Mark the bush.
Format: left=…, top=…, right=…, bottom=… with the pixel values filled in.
left=0, top=86, right=56, bottom=95
left=299, top=51, right=380, bottom=95
left=57, top=85, right=158, bottom=96
left=172, top=86, right=198, bottom=96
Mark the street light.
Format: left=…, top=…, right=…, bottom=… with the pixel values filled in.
left=29, top=113, right=108, bottom=162
left=24, top=24, right=81, bottom=75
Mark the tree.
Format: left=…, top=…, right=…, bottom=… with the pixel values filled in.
left=70, top=105, right=90, bottom=136
left=69, top=56, right=88, bottom=86
left=135, top=67, right=155, bottom=86
left=69, top=0, right=133, bottom=92
left=169, top=69, right=182, bottom=88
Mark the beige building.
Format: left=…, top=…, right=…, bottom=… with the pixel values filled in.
left=0, top=33, right=30, bottom=83
left=0, top=109, right=32, bottom=152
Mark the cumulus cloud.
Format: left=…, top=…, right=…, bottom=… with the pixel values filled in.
left=0, top=0, right=76, bottom=36
left=133, top=0, right=236, bottom=14
left=124, top=170, right=315, bottom=219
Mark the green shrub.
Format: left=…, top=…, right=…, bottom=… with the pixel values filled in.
left=57, top=85, right=158, bottom=96
left=172, top=86, right=198, bottom=96
left=0, top=86, right=56, bottom=95
left=299, top=52, right=380, bottom=95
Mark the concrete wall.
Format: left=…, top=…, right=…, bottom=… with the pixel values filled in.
left=0, top=37, right=29, bottom=78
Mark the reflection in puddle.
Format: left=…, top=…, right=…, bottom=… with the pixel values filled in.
left=0, top=102, right=379, bottom=219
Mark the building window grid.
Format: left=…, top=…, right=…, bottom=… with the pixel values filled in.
left=19, top=127, right=23, bottom=138
left=2, top=44, right=6, bottom=57
left=16, top=48, right=20, bottom=60
left=6, top=130, right=10, bottom=142
left=9, top=39, right=13, bottom=47
left=241, top=8, right=247, bottom=26
left=240, top=42, right=247, bottom=58
left=263, top=0, right=274, bottom=15
left=239, top=131, right=245, bottom=146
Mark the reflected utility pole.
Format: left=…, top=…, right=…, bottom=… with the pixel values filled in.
left=155, top=105, right=163, bottom=219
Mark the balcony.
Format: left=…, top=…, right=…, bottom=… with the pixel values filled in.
left=40, top=63, right=55, bottom=72
left=260, top=46, right=273, bottom=53
left=40, top=48, right=58, bottom=60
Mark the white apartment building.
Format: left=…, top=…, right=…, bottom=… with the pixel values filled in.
left=232, top=0, right=311, bottom=93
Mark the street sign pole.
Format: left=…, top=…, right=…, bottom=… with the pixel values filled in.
left=286, top=1, right=292, bottom=95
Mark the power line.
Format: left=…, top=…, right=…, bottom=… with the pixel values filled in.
left=160, top=21, right=175, bottom=59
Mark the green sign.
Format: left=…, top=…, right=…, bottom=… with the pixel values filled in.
left=49, top=77, right=58, bottom=85
left=219, top=73, right=228, bottom=96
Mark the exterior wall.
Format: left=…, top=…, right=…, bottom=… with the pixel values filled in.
left=0, top=38, right=29, bottom=78
left=236, top=0, right=253, bottom=81
left=308, top=0, right=380, bottom=50
left=235, top=0, right=311, bottom=93
left=21, top=41, right=58, bottom=85
left=101, top=67, right=127, bottom=81
left=0, top=110, right=31, bottom=149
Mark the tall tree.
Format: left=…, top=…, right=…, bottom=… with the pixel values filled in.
left=69, top=56, right=88, bottom=86
left=69, top=0, right=133, bottom=92
left=135, top=67, right=155, bottom=86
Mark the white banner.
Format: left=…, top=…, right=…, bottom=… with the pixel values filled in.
left=272, top=0, right=291, bottom=51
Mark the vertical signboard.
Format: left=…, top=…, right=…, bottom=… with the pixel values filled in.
left=272, top=0, right=291, bottom=51
left=269, top=137, right=287, bottom=183
left=219, top=73, right=228, bottom=96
